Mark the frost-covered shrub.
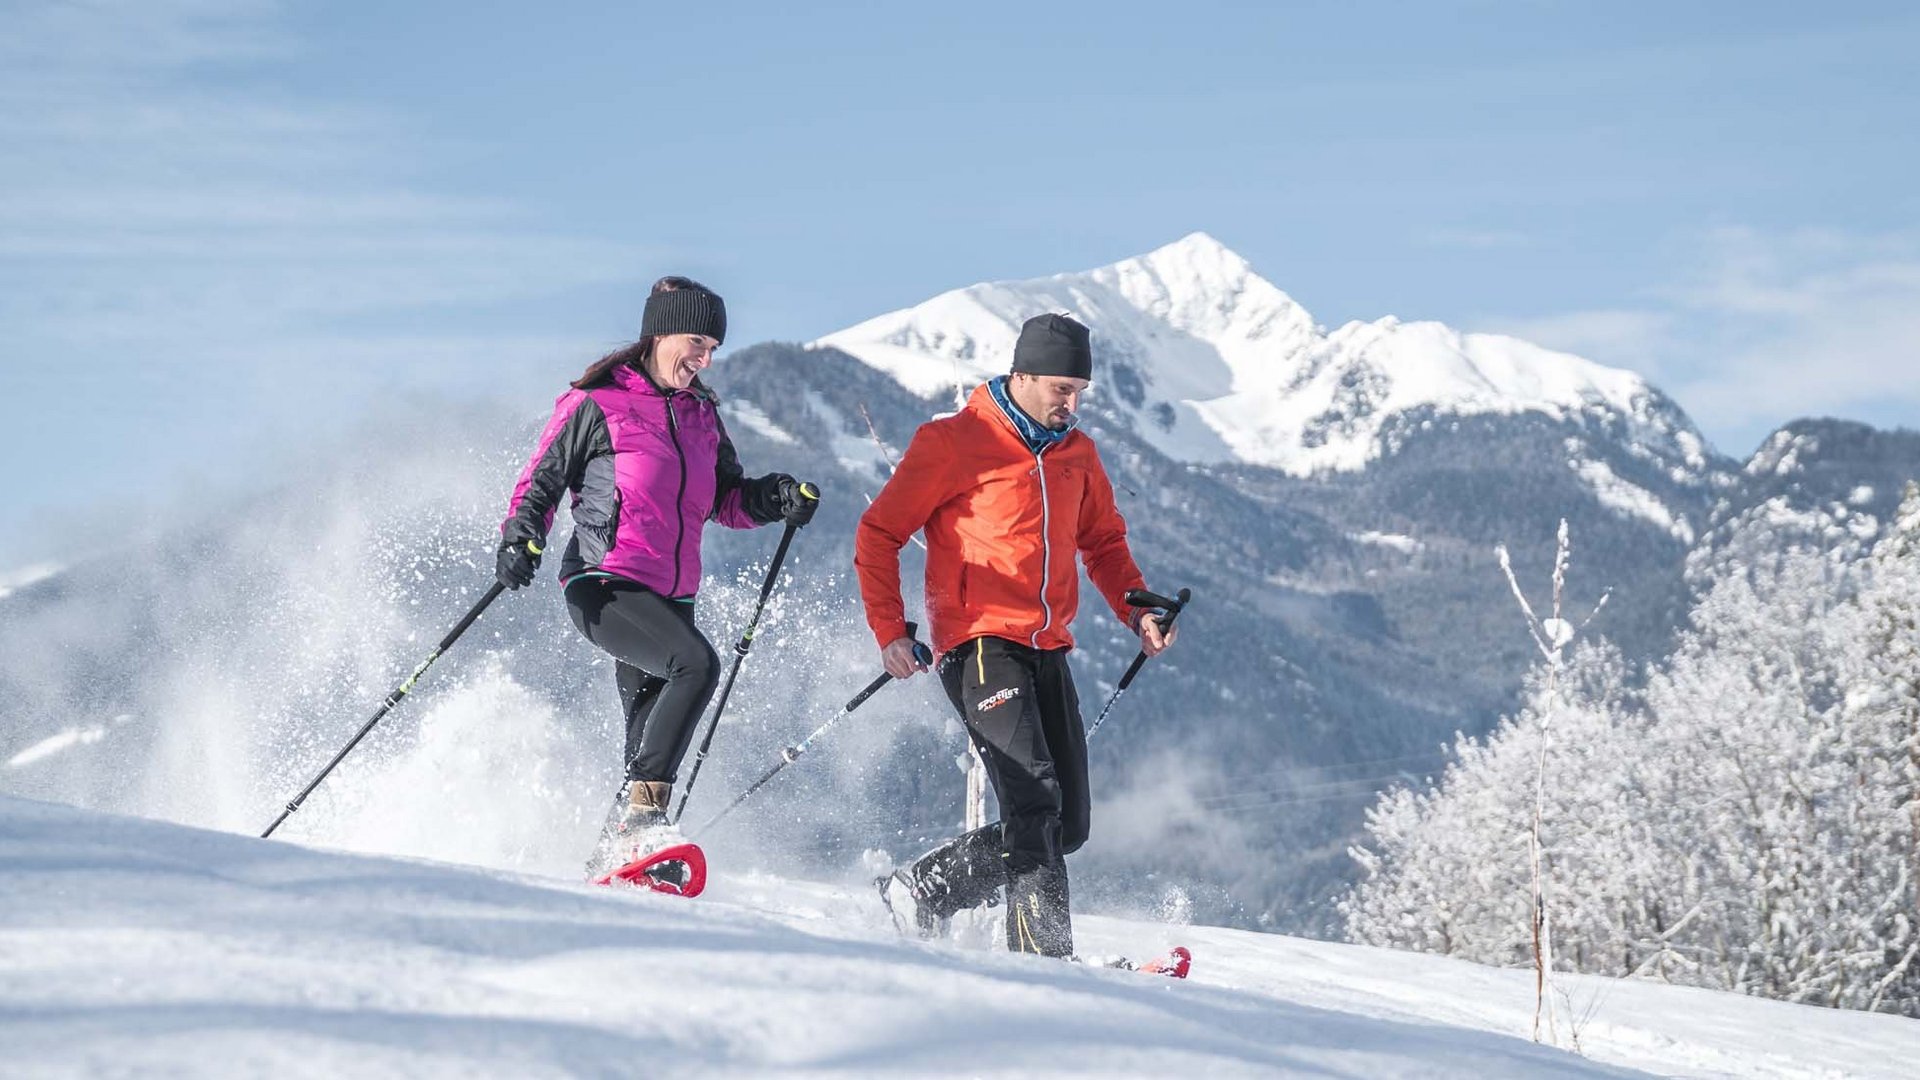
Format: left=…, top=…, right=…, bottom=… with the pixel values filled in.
left=1345, top=484, right=1920, bottom=1016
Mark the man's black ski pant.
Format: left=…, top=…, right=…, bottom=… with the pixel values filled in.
left=911, top=635, right=1089, bottom=956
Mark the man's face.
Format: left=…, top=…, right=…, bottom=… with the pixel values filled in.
left=1009, top=373, right=1088, bottom=430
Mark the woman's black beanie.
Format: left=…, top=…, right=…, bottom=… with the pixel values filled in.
left=641, top=286, right=728, bottom=344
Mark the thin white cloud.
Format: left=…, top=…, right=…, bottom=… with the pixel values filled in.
left=1486, top=309, right=1676, bottom=374
left=1669, top=236, right=1920, bottom=433
left=0, top=0, right=289, bottom=73
left=0, top=0, right=640, bottom=358
left=1482, top=227, right=1920, bottom=454
left=0, top=0, right=654, bottom=568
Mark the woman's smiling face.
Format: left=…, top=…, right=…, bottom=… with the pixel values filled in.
left=650, top=333, right=719, bottom=390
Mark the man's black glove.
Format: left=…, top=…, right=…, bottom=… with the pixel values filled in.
left=497, top=539, right=542, bottom=590
left=774, top=476, right=819, bottom=526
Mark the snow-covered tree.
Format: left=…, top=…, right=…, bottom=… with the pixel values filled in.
left=1346, top=492, right=1920, bottom=1017
left=1343, top=642, right=1643, bottom=968
left=1834, top=481, right=1920, bottom=1012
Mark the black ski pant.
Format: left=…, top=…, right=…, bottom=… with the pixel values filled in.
left=564, top=575, right=720, bottom=787
left=909, top=635, right=1089, bottom=956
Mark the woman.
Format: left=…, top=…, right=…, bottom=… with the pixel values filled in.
left=496, top=276, right=817, bottom=876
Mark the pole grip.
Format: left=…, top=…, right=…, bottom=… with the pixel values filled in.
left=1124, top=588, right=1183, bottom=611
left=1116, top=587, right=1190, bottom=691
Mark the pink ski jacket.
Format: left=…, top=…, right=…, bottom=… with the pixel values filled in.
left=500, top=363, right=781, bottom=598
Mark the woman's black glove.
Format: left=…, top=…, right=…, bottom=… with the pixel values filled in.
left=496, top=538, right=542, bottom=590
left=775, top=477, right=819, bottom=526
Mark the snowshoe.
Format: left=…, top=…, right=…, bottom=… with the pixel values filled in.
left=1087, top=946, right=1191, bottom=978
left=584, top=781, right=707, bottom=898
left=875, top=870, right=949, bottom=939
left=594, top=841, right=707, bottom=897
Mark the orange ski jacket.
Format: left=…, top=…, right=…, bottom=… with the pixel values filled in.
left=855, top=383, right=1146, bottom=659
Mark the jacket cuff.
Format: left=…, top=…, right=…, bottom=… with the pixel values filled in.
left=872, top=618, right=910, bottom=651
left=499, top=521, right=543, bottom=551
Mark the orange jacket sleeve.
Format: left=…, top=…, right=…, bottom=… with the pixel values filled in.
left=1076, top=445, right=1147, bottom=629
left=855, top=421, right=957, bottom=650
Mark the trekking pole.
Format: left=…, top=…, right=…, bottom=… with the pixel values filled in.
left=694, top=623, right=933, bottom=836
left=671, top=485, right=817, bottom=825
left=1087, top=587, right=1191, bottom=740
left=262, top=579, right=510, bottom=838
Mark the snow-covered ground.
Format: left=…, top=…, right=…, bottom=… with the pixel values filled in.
left=3, top=796, right=1913, bottom=1078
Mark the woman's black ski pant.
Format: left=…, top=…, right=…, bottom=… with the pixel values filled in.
left=564, top=575, right=720, bottom=786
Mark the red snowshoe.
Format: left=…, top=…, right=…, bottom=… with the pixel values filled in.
left=592, top=841, right=707, bottom=898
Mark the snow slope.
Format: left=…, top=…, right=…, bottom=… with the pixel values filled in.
left=816, top=233, right=1709, bottom=479
left=0, top=561, right=60, bottom=600
left=4, top=796, right=1914, bottom=1078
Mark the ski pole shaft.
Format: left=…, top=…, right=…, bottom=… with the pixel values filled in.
left=262, top=580, right=506, bottom=838
left=1088, top=586, right=1191, bottom=740
left=696, top=626, right=930, bottom=836
left=697, top=672, right=889, bottom=835
left=672, top=491, right=815, bottom=824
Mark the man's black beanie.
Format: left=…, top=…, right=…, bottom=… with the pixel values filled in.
left=1011, top=313, right=1093, bottom=380
left=640, top=287, right=728, bottom=345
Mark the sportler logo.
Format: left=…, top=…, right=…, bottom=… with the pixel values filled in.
left=976, top=687, right=1021, bottom=713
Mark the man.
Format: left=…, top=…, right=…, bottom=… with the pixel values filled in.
left=854, top=312, right=1176, bottom=959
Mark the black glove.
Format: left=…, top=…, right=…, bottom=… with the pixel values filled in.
left=774, top=476, right=819, bottom=526
left=496, top=539, right=542, bottom=590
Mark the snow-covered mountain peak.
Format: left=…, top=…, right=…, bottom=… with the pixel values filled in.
left=815, top=235, right=1708, bottom=478
left=1087, top=231, right=1319, bottom=375
left=1117, top=229, right=1255, bottom=294
left=1097, top=230, right=1289, bottom=334
left=813, top=233, right=1317, bottom=438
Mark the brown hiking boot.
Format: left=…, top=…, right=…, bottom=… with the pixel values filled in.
left=583, top=780, right=676, bottom=880
left=627, top=780, right=672, bottom=816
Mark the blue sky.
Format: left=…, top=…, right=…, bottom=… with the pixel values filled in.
left=3, top=1, right=1917, bottom=573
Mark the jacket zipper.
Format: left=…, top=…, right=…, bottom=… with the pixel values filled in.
left=1031, top=445, right=1055, bottom=648
left=665, top=392, right=690, bottom=596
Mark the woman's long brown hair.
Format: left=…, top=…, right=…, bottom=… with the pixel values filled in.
left=571, top=275, right=713, bottom=390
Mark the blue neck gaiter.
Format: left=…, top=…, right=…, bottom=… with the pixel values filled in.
left=987, top=375, right=1076, bottom=455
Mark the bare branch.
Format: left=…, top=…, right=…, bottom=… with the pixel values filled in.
left=1577, top=589, right=1613, bottom=633
left=857, top=403, right=903, bottom=474
left=1550, top=518, right=1570, bottom=625
left=857, top=404, right=926, bottom=550
left=1496, top=544, right=1554, bottom=660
